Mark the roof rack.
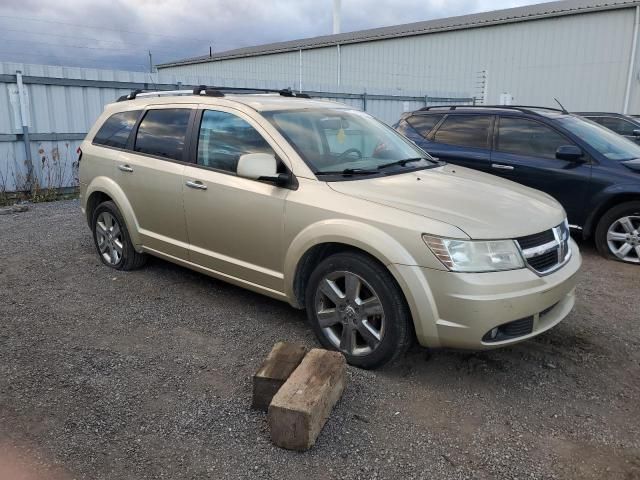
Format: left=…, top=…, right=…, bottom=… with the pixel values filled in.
left=116, top=85, right=311, bottom=102
left=418, top=105, right=566, bottom=116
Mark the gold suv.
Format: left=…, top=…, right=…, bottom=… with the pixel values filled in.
left=79, top=87, right=581, bottom=368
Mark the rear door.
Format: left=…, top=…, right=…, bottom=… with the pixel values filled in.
left=115, top=105, right=195, bottom=259
left=424, top=114, right=494, bottom=173
left=490, top=115, right=591, bottom=224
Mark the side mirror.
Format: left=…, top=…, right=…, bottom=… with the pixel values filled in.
left=237, top=153, right=291, bottom=187
left=555, top=145, right=584, bottom=162
left=633, top=129, right=640, bottom=137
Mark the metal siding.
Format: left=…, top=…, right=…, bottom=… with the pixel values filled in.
left=162, top=8, right=638, bottom=112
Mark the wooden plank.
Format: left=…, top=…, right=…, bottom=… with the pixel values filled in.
left=268, top=348, right=346, bottom=451
left=251, top=342, right=307, bottom=412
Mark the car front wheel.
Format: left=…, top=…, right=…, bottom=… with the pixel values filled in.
left=595, top=201, right=640, bottom=264
left=305, top=251, right=413, bottom=369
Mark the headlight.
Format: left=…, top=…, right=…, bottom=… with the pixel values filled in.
left=423, top=235, right=525, bottom=272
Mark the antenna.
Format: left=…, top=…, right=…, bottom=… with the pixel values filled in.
left=553, top=97, right=569, bottom=114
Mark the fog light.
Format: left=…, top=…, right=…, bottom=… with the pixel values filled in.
left=489, top=327, right=499, bottom=340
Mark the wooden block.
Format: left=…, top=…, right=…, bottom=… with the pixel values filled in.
left=268, top=348, right=346, bottom=451
left=252, top=342, right=308, bottom=412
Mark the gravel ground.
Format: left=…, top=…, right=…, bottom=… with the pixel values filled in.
left=1, top=200, right=639, bottom=480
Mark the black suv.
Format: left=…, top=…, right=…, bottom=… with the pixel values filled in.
left=575, top=112, right=640, bottom=144
left=395, top=106, right=640, bottom=264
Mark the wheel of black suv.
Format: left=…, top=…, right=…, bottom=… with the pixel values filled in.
left=305, top=251, right=413, bottom=369
left=91, top=201, right=147, bottom=270
left=595, top=201, right=640, bottom=264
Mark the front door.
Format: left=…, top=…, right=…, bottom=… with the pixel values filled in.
left=182, top=108, right=290, bottom=293
left=490, top=116, right=592, bottom=226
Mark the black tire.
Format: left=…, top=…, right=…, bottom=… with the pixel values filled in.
left=305, top=251, right=413, bottom=369
left=594, top=201, right=640, bottom=264
left=91, top=200, right=147, bottom=271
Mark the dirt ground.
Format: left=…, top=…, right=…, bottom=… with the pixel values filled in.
left=1, top=200, right=639, bottom=480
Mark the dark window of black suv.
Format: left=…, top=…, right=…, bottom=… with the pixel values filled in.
left=405, top=114, right=444, bottom=137
left=589, top=116, right=637, bottom=136
left=496, top=117, right=572, bottom=159
left=93, top=110, right=140, bottom=149
left=134, top=109, right=191, bottom=161
left=433, top=115, right=492, bottom=149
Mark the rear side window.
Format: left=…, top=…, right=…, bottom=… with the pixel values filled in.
left=497, top=117, right=573, bottom=159
left=197, top=110, right=274, bottom=173
left=134, top=109, right=191, bottom=161
left=433, top=115, right=492, bottom=149
left=93, top=110, right=140, bottom=148
left=406, top=114, right=444, bottom=137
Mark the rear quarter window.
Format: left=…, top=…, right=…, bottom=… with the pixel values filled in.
left=93, top=110, right=140, bottom=149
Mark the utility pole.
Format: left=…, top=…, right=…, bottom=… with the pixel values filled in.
left=148, top=50, right=153, bottom=73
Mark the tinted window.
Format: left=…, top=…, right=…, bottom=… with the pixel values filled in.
left=93, top=110, right=140, bottom=148
left=497, top=117, right=572, bottom=159
left=134, top=109, right=191, bottom=161
left=433, top=115, right=491, bottom=149
left=197, top=110, right=274, bottom=173
left=589, top=116, right=638, bottom=136
left=406, top=114, right=444, bottom=137
left=558, top=116, right=640, bottom=161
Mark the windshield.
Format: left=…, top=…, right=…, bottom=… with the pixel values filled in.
left=263, top=108, right=436, bottom=176
left=558, top=116, right=640, bottom=161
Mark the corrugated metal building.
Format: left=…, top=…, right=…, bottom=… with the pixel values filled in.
left=157, top=0, right=640, bottom=114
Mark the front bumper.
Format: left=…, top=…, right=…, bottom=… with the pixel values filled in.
left=389, top=238, right=581, bottom=349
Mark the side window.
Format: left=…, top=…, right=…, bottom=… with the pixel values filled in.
left=93, top=110, right=140, bottom=148
left=134, top=109, right=191, bottom=161
left=592, top=117, right=637, bottom=136
left=497, top=117, right=573, bottom=159
left=433, top=115, right=492, bottom=149
left=405, top=114, right=444, bottom=138
left=197, top=110, right=274, bottom=173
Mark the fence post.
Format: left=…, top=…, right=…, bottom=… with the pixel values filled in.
left=16, top=71, right=33, bottom=192
left=362, top=91, right=367, bottom=111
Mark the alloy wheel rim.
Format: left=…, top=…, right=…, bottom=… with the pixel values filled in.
left=95, top=212, right=124, bottom=266
left=607, top=215, right=640, bottom=263
left=314, top=271, right=385, bottom=356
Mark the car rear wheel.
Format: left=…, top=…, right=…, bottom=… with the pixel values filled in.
left=595, top=201, right=640, bottom=264
left=305, top=251, right=413, bottom=369
left=92, top=201, right=147, bottom=270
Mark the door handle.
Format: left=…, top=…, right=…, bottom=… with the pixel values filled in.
left=118, top=164, right=134, bottom=173
left=491, top=163, right=514, bottom=170
left=185, top=180, right=207, bottom=190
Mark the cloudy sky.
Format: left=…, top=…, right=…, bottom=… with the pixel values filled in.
left=0, top=0, right=554, bottom=71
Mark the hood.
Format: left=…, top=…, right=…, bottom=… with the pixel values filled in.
left=328, top=164, right=565, bottom=239
left=621, top=159, right=640, bottom=173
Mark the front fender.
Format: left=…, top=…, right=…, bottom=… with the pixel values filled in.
left=584, top=183, right=640, bottom=236
left=85, top=177, right=142, bottom=248
left=284, top=218, right=420, bottom=299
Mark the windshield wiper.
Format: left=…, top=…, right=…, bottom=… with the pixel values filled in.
left=376, top=157, right=430, bottom=170
left=315, top=168, right=379, bottom=176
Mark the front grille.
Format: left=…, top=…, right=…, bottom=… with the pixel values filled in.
left=515, top=222, right=571, bottom=275
left=527, top=249, right=559, bottom=272
left=516, top=229, right=555, bottom=249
